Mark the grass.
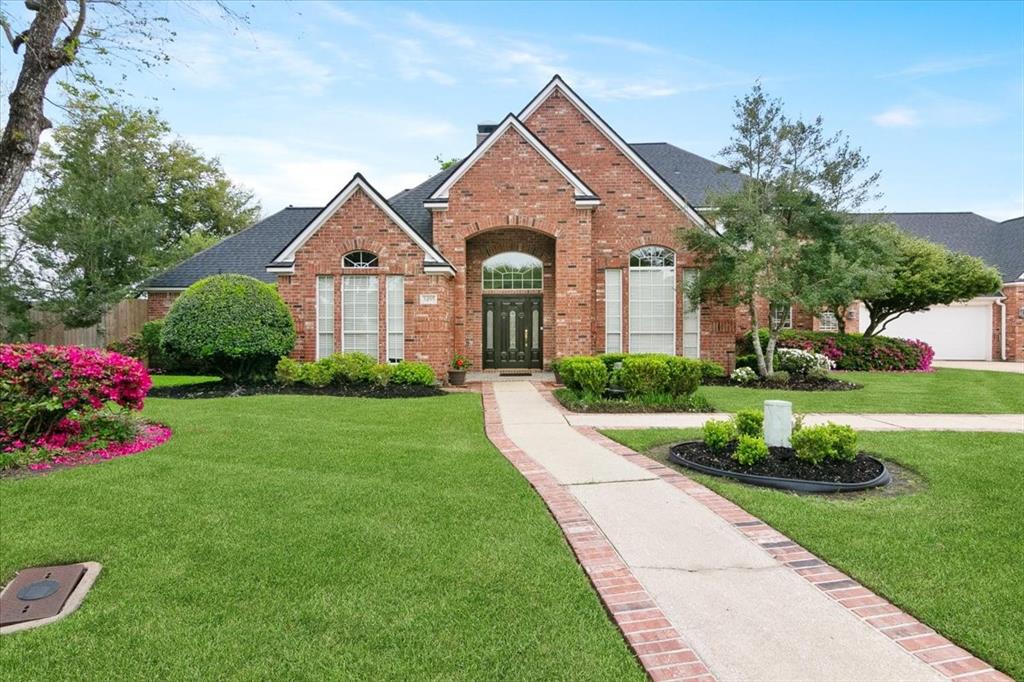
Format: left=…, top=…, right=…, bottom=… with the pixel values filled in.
left=603, top=427, right=1024, bottom=679
left=698, top=368, right=1023, bottom=413
left=0, top=393, right=644, bottom=681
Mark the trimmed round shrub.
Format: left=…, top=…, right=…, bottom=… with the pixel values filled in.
left=703, top=419, right=735, bottom=454
left=597, top=353, right=628, bottom=372
left=733, top=435, right=769, bottom=466
left=792, top=423, right=858, bottom=464
left=618, top=355, right=668, bottom=397
left=162, top=275, right=296, bottom=382
left=320, top=352, right=378, bottom=384
left=301, top=359, right=335, bottom=387
left=559, top=356, right=609, bottom=396
left=389, top=361, right=437, bottom=386
left=765, top=370, right=790, bottom=385
left=699, top=360, right=725, bottom=382
left=733, top=409, right=763, bottom=438
left=664, top=357, right=702, bottom=396
left=275, top=357, right=302, bottom=385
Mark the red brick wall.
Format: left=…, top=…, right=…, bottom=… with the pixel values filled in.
left=997, top=285, right=1024, bottom=362
left=146, top=292, right=179, bottom=320
left=522, top=88, right=737, bottom=365
left=465, top=229, right=556, bottom=369
left=278, top=187, right=453, bottom=376
left=431, top=125, right=595, bottom=364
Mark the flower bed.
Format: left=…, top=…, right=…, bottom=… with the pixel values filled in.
left=553, top=387, right=713, bottom=413
left=1, top=344, right=167, bottom=474
left=740, top=330, right=935, bottom=372
left=668, top=410, right=890, bottom=493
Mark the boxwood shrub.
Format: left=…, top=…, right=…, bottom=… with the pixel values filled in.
left=389, top=361, right=436, bottom=386
left=558, top=356, right=608, bottom=396
left=162, top=274, right=296, bottom=382
left=618, top=355, right=701, bottom=398
left=792, top=423, right=858, bottom=464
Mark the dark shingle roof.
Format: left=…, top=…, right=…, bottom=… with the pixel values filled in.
left=861, top=212, right=1024, bottom=283
left=147, top=207, right=321, bottom=288
left=387, top=165, right=457, bottom=245
left=630, top=143, right=745, bottom=207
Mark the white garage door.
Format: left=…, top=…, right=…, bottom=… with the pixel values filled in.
left=859, top=301, right=992, bottom=360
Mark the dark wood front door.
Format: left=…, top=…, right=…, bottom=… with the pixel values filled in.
left=483, top=296, right=542, bottom=369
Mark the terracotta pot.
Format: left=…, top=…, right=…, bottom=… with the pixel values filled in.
left=448, top=369, right=467, bottom=386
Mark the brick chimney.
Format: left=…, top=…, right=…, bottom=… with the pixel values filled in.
left=476, top=122, right=498, bottom=146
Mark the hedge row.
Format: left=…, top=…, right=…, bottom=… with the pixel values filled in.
left=275, top=353, right=436, bottom=388
left=739, top=329, right=934, bottom=372
left=557, top=353, right=715, bottom=398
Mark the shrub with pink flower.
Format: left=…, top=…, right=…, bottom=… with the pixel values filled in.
left=1, top=344, right=166, bottom=473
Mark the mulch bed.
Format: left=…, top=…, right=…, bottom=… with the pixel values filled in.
left=670, top=440, right=884, bottom=484
left=149, top=382, right=446, bottom=400
left=702, top=376, right=862, bottom=391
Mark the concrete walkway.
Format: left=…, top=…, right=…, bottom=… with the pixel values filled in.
left=491, top=381, right=954, bottom=682
left=566, top=411, right=1024, bottom=432
left=932, top=360, right=1024, bottom=374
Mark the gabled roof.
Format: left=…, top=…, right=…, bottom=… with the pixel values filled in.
left=147, top=207, right=321, bottom=289
left=271, top=173, right=452, bottom=273
left=519, top=75, right=710, bottom=229
left=857, top=212, right=1024, bottom=284
left=423, top=113, right=599, bottom=209
left=631, top=143, right=745, bottom=208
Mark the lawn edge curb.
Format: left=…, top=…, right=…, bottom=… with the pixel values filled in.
left=479, top=384, right=718, bottom=682
left=559, top=403, right=1012, bottom=682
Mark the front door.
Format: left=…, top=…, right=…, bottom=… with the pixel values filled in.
left=483, top=296, right=542, bottom=369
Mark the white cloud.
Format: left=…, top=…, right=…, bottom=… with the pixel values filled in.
left=882, top=54, right=999, bottom=79
left=871, top=107, right=921, bottom=128
left=574, top=34, right=664, bottom=54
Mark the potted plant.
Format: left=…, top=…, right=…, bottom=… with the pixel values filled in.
left=448, top=354, right=470, bottom=386
left=550, top=358, right=562, bottom=384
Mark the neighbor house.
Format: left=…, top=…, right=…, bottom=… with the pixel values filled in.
left=145, top=76, right=1024, bottom=374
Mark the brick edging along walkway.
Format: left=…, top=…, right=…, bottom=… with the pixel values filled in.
left=479, top=384, right=717, bottom=682
left=557, top=404, right=1011, bottom=682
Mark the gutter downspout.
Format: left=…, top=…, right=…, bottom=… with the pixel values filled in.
left=995, top=296, right=1007, bottom=361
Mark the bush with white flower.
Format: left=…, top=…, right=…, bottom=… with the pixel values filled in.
left=775, top=348, right=833, bottom=377
left=730, top=366, right=757, bottom=383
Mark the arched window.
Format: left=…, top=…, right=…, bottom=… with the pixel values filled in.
left=482, top=252, right=543, bottom=290
left=343, top=251, right=379, bottom=268
left=629, top=246, right=675, bottom=354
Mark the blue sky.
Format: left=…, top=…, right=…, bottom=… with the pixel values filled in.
left=3, top=1, right=1022, bottom=219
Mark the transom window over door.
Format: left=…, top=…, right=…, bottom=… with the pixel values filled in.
left=343, top=275, right=379, bottom=359
left=629, top=246, right=676, bottom=354
left=482, top=252, right=543, bottom=290
left=343, top=251, right=378, bottom=268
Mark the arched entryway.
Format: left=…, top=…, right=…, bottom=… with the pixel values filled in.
left=465, top=229, right=556, bottom=370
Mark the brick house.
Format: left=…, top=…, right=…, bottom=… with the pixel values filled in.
left=145, top=76, right=1024, bottom=374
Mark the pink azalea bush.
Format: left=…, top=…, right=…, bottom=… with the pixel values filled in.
left=1, top=344, right=166, bottom=472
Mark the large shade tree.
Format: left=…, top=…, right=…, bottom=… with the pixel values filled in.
left=22, top=94, right=259, bottom=328
left=683, top=84, right=889, bottom=376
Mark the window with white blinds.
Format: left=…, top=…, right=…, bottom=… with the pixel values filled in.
left=604, top=269, right=622, bottom=353
left=316, top=275, right=335, bottom=359
left=629, top=247, right=675, bottom=354
left=342, top=275, right=378, bottom=359
left=682, top=268, right=700, bottom=359
left=386, top=276, right=404, bottom=363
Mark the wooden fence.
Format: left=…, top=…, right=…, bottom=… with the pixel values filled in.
left=28, top=299, right=148, bottom=348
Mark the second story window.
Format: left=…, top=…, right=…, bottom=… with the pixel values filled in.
left=343, top=251, right=379, bottom=268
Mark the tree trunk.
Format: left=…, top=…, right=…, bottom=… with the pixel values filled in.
left=749, top=301, right=769, bottom=377
left=832, top=305, right=847, bottom=334
left=0, top=0, right=76, bottom=215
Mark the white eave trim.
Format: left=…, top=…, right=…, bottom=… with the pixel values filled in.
left=425, top=113, right=600, bottom=209
left=272, top=173, right=448, bottom=268
left=519, top=76, right=710, bottom=230
left=266, top=263, right=295, bottom=274
left=146, top=287, right=186, bottom=292
left=424, top=263, right=456, bottom=275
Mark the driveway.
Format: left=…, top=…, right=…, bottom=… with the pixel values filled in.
left=932, top=360, right=1024, bottom=374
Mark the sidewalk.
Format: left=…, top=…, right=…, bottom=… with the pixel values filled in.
left=565, top=411, right=1024, bottom=432
left=485, top=381, right=1008, bottom=682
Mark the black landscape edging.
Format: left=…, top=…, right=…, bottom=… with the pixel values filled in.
left=668, top=441, right=891, bottom=493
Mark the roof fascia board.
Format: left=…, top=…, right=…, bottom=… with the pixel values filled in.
left=425, top=113, right=599, bottom=208
left=519, top=76, right=710, bottom=229
left=273, top=174, right=447, bottom=266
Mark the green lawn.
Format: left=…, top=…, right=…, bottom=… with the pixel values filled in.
left=603, top=427, right=1024, bottom=679
left=698, top=368, right=1023, bottom=413
left=0, top=393, right=643, bottom=681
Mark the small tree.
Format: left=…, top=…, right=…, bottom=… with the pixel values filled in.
left=861, top=226, right=1001, bottom=336
left=161, top=275, right=296, bottom=383
left=684, top=84, right=884, bottom=376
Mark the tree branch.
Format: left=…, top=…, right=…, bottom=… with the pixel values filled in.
left=0, top=15, right=24, bottom=53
